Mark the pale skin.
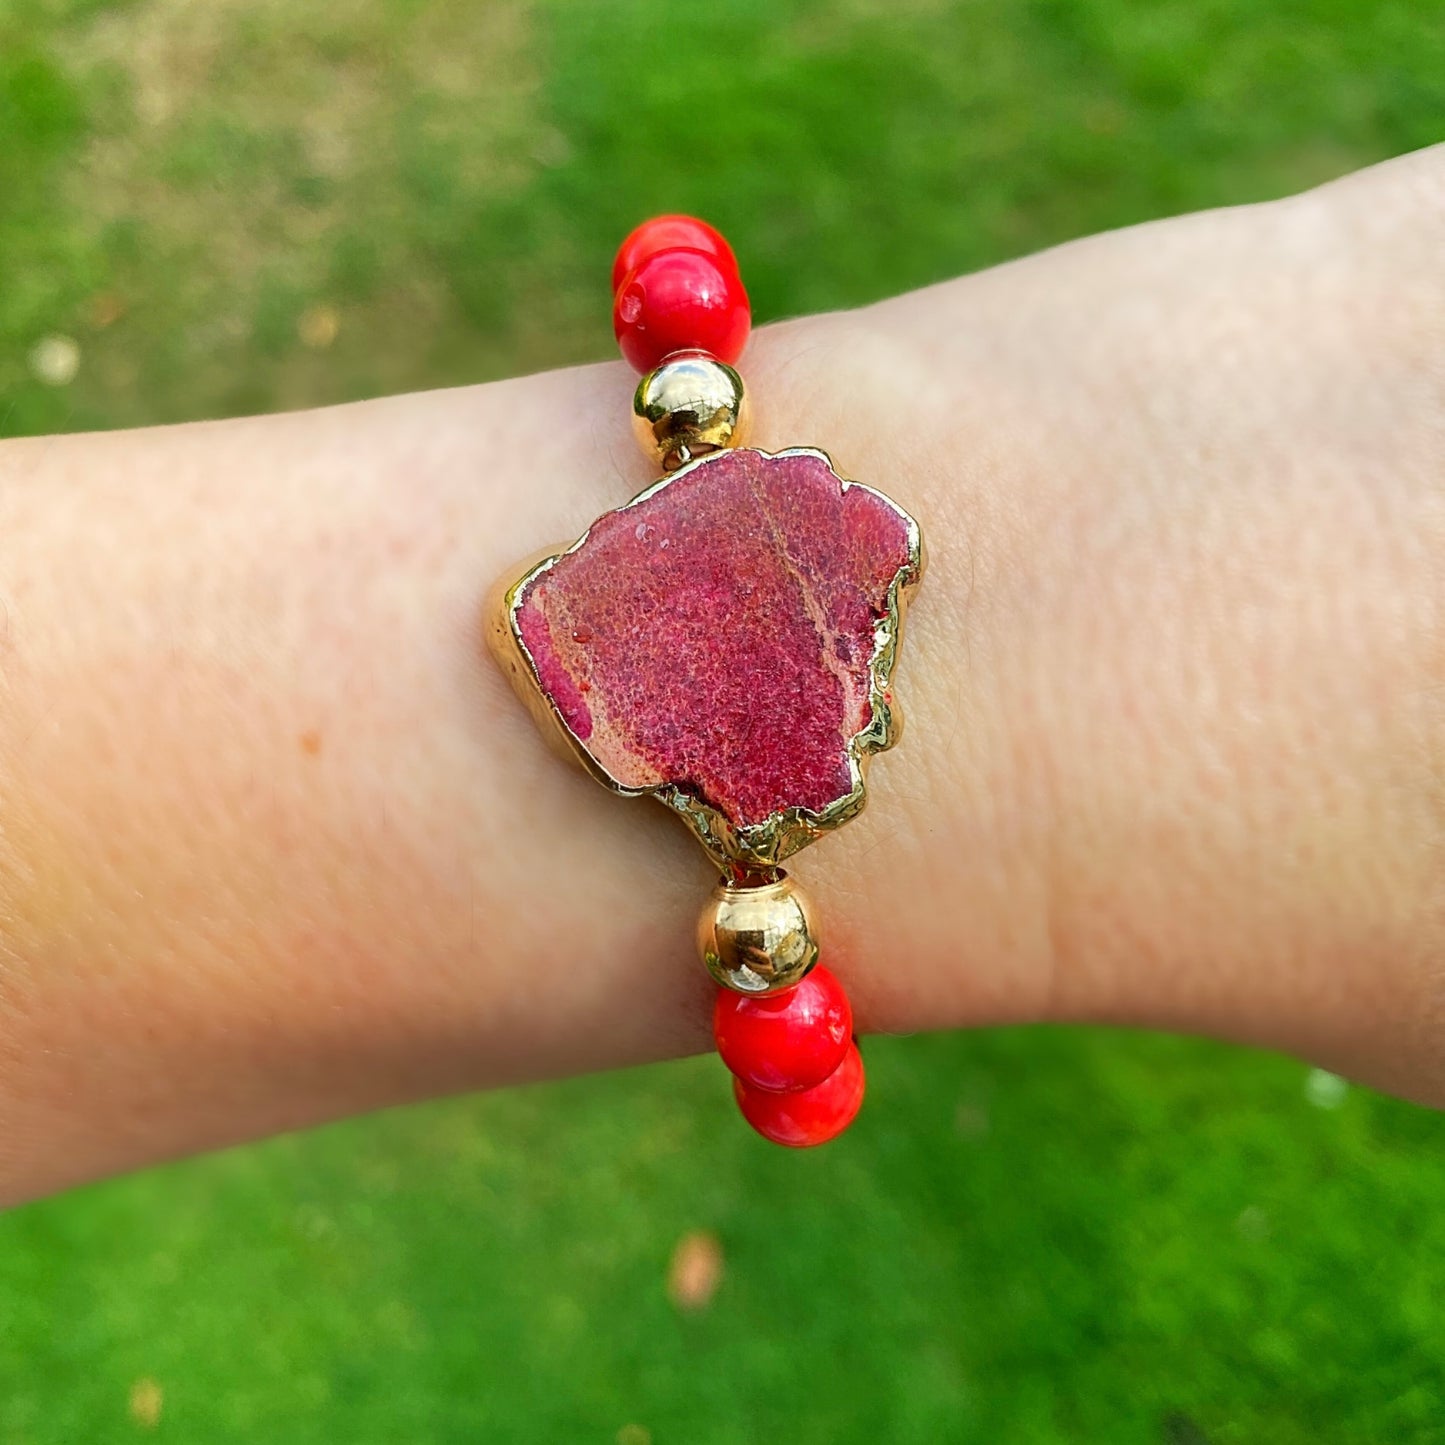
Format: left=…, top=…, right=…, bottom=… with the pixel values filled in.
left=0, top=150, right=1440, bottom=1205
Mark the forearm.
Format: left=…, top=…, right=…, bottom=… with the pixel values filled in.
left=0, top=374, right=726, bottom=1202
left=0, top=152, right=1440, bottom=1202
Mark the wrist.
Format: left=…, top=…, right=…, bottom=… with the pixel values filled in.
left=1, top=156, right=1439, bottom=1198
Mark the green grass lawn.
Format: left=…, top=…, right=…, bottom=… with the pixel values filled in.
left=2, top=1, right=1444, bottom=1440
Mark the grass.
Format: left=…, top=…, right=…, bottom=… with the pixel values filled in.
left=1, top=0, right=1444, bottom=1439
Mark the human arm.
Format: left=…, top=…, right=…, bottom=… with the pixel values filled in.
left=0, top=149, right=1440, bottom=1203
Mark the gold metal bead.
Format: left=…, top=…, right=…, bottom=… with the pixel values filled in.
left=696, top=872, right=819, bottom=994
left=632, top=350, right=749, bottom=472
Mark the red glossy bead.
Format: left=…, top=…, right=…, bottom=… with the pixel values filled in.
left=613, top=249, right=751, bottom=373
left=611, top=214, right=739, bottom=295
left=713, top=965, right=853, bottom=1094
left=733, top=1041, right=865, bottom=1148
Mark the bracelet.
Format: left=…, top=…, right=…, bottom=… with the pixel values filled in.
left=488, top=217, right=924, bottom=1146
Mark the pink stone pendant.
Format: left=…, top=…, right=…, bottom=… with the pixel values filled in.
left=489, top=445, right=923, bottom=871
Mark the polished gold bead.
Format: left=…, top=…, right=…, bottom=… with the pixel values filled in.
left=696, top=872, right=819, bottom=994
left=632, top=350, right=749, bottom=472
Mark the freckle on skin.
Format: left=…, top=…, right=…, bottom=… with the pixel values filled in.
left=299, top=730, right=322, bottom=757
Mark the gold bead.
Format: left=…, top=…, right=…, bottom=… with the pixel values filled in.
left=696, top=872, right=819, bottom=994
left=632, top=350, right=749, bottom=472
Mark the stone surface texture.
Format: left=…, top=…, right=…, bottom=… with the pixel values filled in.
left=513, top=447, right=917, bottom=848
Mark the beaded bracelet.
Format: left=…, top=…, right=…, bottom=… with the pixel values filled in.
left=488, top=217, right=924, bottom=1146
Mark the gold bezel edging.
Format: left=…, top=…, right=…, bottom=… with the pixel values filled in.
left=487, top=446, right=925, bottom=872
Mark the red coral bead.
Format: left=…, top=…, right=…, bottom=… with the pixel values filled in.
left=733, top=1041, right=866, bottom=1148
left=613, top=249, right=751, bottom=373
left=713, top=964, right=853, bottom=1094
left=611, top=214, right=739, bottom=295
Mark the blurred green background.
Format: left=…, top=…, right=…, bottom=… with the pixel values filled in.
left=2, top=0, right=1444, bottom=1440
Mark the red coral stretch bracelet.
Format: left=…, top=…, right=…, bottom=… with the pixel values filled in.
left=488, top=216, right=924, bottom=1146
